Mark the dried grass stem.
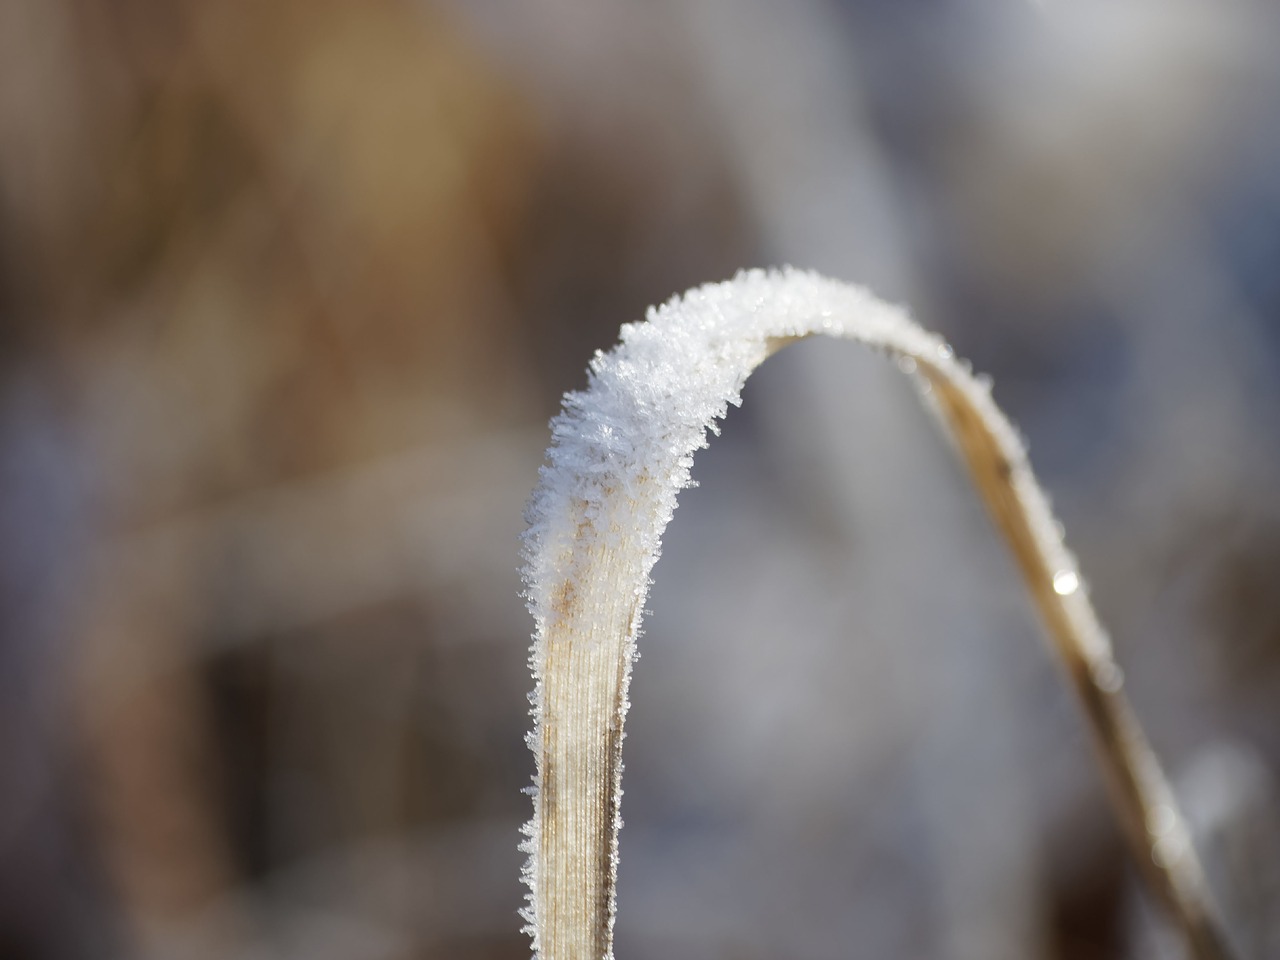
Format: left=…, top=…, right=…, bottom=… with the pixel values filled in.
left=522, top=270, right=1234, bottom=960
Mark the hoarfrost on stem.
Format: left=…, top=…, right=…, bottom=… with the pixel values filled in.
left=523, top=268, right=945, bottom=634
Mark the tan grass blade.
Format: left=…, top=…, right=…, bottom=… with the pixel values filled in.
left=520, top=268, right=1234, bottom=960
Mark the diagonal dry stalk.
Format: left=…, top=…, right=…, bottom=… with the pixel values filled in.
left=520, top=268, right=1235, bottom=960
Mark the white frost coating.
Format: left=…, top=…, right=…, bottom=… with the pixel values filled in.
left=519, top=267, right=1111, bottom=960
left=524, top=268, right=947, bottom=631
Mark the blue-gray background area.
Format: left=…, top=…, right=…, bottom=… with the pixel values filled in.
left=1, top=1, right=1277, bottom=958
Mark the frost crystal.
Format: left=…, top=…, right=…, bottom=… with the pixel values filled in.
left=523, top=268, right=942, bottom=633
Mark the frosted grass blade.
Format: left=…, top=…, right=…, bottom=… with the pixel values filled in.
left=520, top=268, right=1234, bottom=960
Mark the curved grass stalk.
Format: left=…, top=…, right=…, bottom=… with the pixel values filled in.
left=520, top=268, right=1234, bottom=960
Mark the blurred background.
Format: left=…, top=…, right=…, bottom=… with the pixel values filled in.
left=1, top=1, right=1279, bottom=958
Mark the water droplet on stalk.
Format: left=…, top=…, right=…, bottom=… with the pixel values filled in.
left=1148, top=804, right=1177, bottom=838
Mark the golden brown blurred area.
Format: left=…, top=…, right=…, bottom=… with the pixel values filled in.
left=2, top=1, right=1278, bottom=958
left=6, top=0, right=546, bottom=512
left=0, top=2, right=566, bottom=954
